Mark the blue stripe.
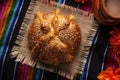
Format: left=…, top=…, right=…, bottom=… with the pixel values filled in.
left=101, top=42, right=109, bottom=71
left=12, top=1, right=24, bottom=80
left=0, top=0, right=23, bottom=79
left=35, top=69, right=41, bottom=80
left=81, top=27, right=101, bottom=80
left=0, top=0, right=22, bottom=66
left=59, top=0, right=64, bottom=4
left=39, top=69, right=44, bottom=80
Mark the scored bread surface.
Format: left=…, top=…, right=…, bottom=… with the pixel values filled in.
left=28, top=9, right=81, bottom=66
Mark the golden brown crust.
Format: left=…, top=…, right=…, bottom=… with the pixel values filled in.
left=28, top=9, right=81, bottom=66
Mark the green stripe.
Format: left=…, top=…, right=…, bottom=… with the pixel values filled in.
left=0, top=0, right=16, bottom=46
left=55, top=0, right=59, bottom=2
left=32, top=67, right=38, bottom=80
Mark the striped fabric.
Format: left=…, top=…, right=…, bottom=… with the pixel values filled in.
left=53, top=0, right=92, bottom=14
left=0, top=0, right=117, bottom=80
left=80, top=26, right=113, bottom=80
left=0, top=0, right=24, bottom=79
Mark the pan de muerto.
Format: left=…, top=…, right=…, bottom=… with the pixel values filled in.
left=28, top=9, right=81, bottom=66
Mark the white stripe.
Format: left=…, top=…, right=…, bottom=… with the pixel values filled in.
left=41, top=69, right=44, bottom=80
left=12, top=62, right=18, bottom=80
left=13, top=0, right=39, bottom=79
left=77, top=4, right=80, bottom=9
left=85, top=27, right=101, bottom=80
left=101, top=42, right=109, bottom=71
left=0, top=0, right=24, bottom=79
left=63, top=0, right=66, bottom=4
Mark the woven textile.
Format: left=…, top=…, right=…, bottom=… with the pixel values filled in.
left=0, top=0, right=114, bottom=80
left=10, top=0, right=97, bottom=79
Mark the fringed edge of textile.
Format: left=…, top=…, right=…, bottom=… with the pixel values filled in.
left=11, top=0, right=98, bottom=79
left=49, top=1, right=90, bottom=16
left=77, top=20, right=98, bottom=73
left=73, top=20, right=98, bottom=80
left=48, top=0, right=99, bottom=75
left=11, top=0, right=38, bottom=65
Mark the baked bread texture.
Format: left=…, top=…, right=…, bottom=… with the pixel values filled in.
left=28, top=9, right=81, bottom=66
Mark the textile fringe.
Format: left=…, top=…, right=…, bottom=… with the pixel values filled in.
left=11, top=0, right=98, bottom=80
left=11, top=0, right=38, bottom=63
left=77, top=21, right=98, bottom=74
left=48, top=0, right=98, bottom=75
left=49, top=1, right=89, bottom=17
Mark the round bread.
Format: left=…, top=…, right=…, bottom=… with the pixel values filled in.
left=28, top=9, right=81, bottom=66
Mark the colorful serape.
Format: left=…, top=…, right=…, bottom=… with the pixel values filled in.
left=10, top=0, right=98, bottom=79
left=0, top=0, right=116, bottom=80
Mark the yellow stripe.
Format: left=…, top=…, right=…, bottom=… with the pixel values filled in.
left=0, top=0, right=13, bottom=39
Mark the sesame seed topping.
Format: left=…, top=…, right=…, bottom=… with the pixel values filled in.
left=28, top=9, right=81, bottom=66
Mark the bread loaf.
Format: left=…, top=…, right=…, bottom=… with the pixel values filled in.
left=28, top=9, right=81, bottom=66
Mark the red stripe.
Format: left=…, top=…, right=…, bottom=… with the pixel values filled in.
left=106, top=49, right=119, bottom=70
left=0, top=0, right=12, bottom=37
left=0, top=0, right=7, bottom=31
left=16, top=63, right=23, bottom=80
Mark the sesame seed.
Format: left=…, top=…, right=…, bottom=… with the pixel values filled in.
left=28, top=9, right=81, bottom=65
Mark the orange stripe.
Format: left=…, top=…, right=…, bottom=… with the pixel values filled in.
left=0, top=0, right=13, bottom=39
left=26, top=66, right=34, bottom=80
left=0, top=1, right=10, bottom=35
